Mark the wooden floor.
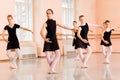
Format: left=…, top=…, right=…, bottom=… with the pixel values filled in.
left=0, top=53, right=120, bottom=80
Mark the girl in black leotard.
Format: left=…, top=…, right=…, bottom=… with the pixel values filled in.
left=101, top=20, right=119, bottom=64
left=2, top=15, right=33, bottom=69
left=76, top=15, right=102, bottom=68
left=40, top=9, right=74, bottom=74
left=77, top=15, right=92, bottom=68
left=77, top=15, right=101, bottom=68
left=72, top=21, right=80, bottom=60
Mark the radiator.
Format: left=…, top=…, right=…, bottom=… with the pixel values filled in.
left=19, top=42, right=37, bottom=59
left=63, top=44, right=75, bottom=55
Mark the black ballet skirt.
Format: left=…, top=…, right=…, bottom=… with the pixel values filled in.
left=100, top=29, right=114, bottom=46
left=72, top=31, right=78, bottom=49
left=43, top=19, right=59, bottom=52
left=75, top=23, right=90, bottom=49
left=4, top=24, right=20, bottom=50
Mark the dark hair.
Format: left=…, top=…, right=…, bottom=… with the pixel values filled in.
left=79, top=15, right=84, bottom=19
left=46, top=9, right=54, bottom=14
left=7, top=15, right=13, bottom=19
left=73, top=21, right=77, bottom=23
left=104, top=20, right=110, bottom=24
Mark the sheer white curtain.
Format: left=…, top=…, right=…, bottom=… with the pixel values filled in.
left=15, top=0, right=33, bottom=41
left=62, top=0, right=74, bottom=38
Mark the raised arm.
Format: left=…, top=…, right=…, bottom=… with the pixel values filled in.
left=111, top=27, right=120, bottom=32
left=87, top=23, right=102, bottom=32
left=88, top=23, right=101, bottom=28
left=56, top=23, right=73, bottom=31
left=20, top=26, right=33, bottom=33
left=77, top=27, right=88, bottom=43
left=40, top=23, right=52, bottom=43
left=1, top=30, right=8, bottom=43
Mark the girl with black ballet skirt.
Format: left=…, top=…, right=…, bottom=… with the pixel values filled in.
left=101, top=20, right=120, bottom=64
left=77, top=15, right=91, bottom=68
left=72, top=21, right=80, bottom=60
left=76, top=15, right=101, bottom=68
left=2, top=15, right=33, bottom=69
left=40, top=9, right=74, bottom=74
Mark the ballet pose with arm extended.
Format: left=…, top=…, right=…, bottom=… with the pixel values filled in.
left=100, top=20, right=120, bottom=64
left=2, top=15, right=33, bottom=69
left=40, top=9, right=74, bottom=74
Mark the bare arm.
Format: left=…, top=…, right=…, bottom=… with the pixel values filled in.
left=57, top=23, right=73, bottom=31
left=101, top=31, right=105, bottom=42
left=111, top=27, right=120, bottom=32
left=20, top=26, right=33, bottom=33
left=72, top=32, right=76, bottom=39
left=1, top=30, right=8, bottom=43
left=40, top=23, right=47, bottom=40
left=88, top=23, right=101, bottom=27
left=40, top=23, right=52, bottom=43
left=77, top=27, right=88, bottom=43
left=88, top=23, right=102, bottom=32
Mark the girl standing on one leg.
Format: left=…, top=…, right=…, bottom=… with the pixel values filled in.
left=72, top=21, right=80, bottom=60
left=100, top=20, right=119, bottom=64
left=40, top=9, right=74, bottom=74
left=2, top=15, right=33, bottom=69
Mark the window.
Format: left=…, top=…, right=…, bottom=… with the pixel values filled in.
left=15, top=0, right=33, bottom=41
left=62, top=0, right=74, bottom=38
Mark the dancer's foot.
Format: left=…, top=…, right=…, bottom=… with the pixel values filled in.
left=104, top=62, right=110, bottom=64
left=104, top=59, right=110, bottom=64
left=48, top=69, right=57, bottom=74
left=81, top=65, right=88, bottom=68
left=104, top=61, right=110, bottom=64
